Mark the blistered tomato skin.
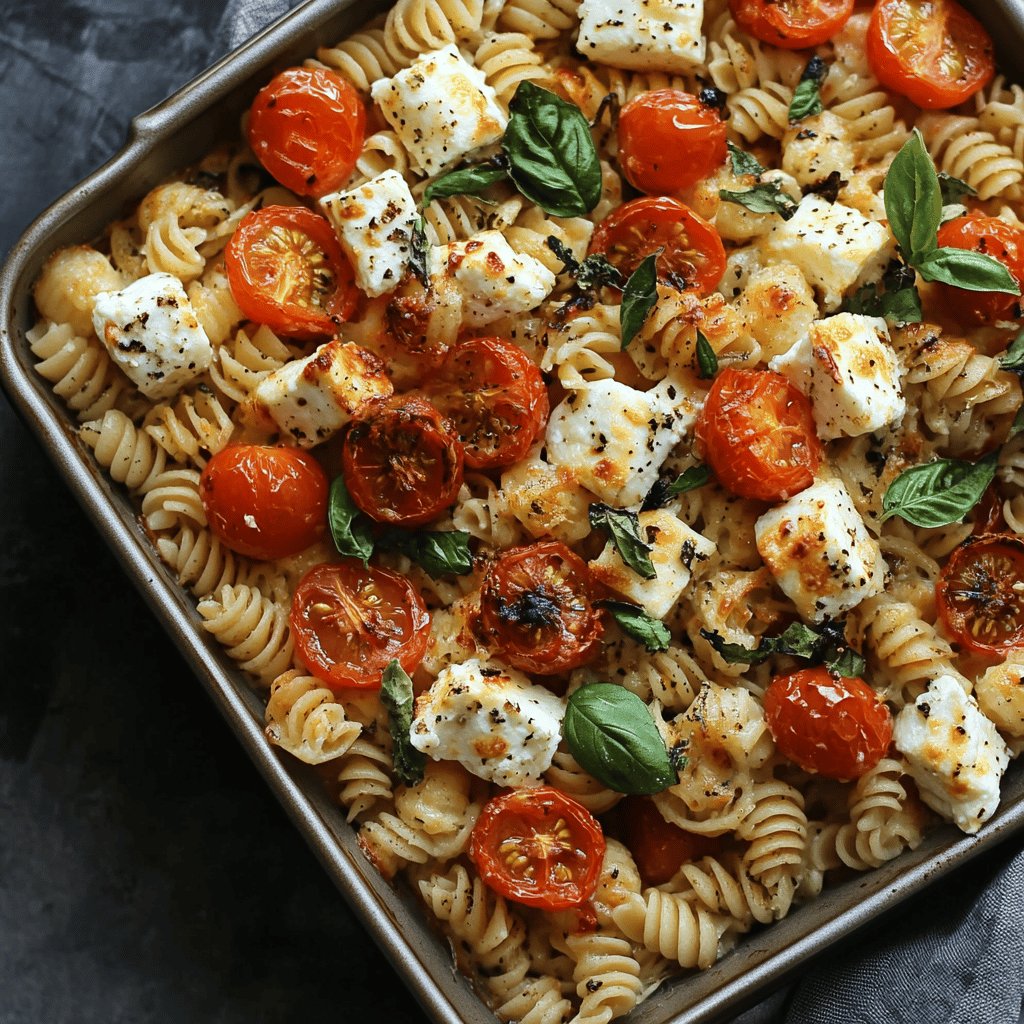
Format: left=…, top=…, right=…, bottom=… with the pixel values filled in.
left=730, top=0, right=854, bottom=49
left=935, top=216, right=1024, bottom=324
left=200, top=444, right=328, bottom=561
left=765, top=667, right=893, bottom=780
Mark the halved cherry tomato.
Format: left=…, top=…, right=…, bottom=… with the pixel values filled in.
left=765, top=667, right=893, bottom=780
left=247, top=66, right=365, bottom=197
left=470, top=787, right=606, bottom=909
left=225, top=205, right=358, bottom=339
left=342, top=395, right=464, bottom=527
left=973, top=483, right=1006, bottom=534
left=616, top=797, right=723, bottom=888
left=424, top=337, right=549, bottom=470
left=589, top=197, right=726, bottom=294
left=617, top=90, right=728, bottom=195
left=695, top=368, right=822, bottom=503
left=936, top=535, right=1024, bottom=657
left=934, top=215, right=1024, bottom=324
left=290, top=561, right=430, bottom=689
left=866, top=0, right=995, bottom=110
left=199, top=444, right=328, bottom=560
left=478, top=540, right=603, bottom=676
left=729, top=0, right=854, bottom=48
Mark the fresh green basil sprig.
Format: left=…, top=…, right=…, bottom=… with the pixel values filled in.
left=701, top=619, right=866, bottom=677
left=563, top=683, right=676, bottom=794
left=937, top=172, right=977, bottom=206
left=642, top=465, right=711, bottom=511
left=788, top=55, right=827, bottom=123
left=843, top=260, right=922, bottom=324
left=599, top=600, right=671, bottom=653
left=620, top=251, right=660, bottom=349
left=881, top=452, right=998, bottom=528
left=422, top=163, right=508, bottom=205
left=719, top=181, right=798, bottom=220
left=381, top=660, right=426, bottom=786
left=727, top=141, right=766, bottom=178
left=884, top=130, right=1020, bottom=295
left=588, top=503, right=656, bottom=579
left=695, top=330, right=718, bottom=379
left=328, top=476, right=374, bottom=566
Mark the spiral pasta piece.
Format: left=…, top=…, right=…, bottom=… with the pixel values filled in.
left=143, top=385, right=235, bottom=468
left=140, top=467, right=206, bottom=531
left=497, top=0, right=579, bottom=39
left=727, top=82, right=792, bottom=143
left=80, top=408, right=168, bottom=494
left=315, top=26, right=401, bottom=92
left=612, top=890, right=731, bottom=970
left=34, top=245, right=123, bottom=338
left=383, top=0, right=485, bottom=67
left=737, top=780, right=807, bottom=915
left=475, top=32, right=554, bottom=110
left=918, top=112, right=1023, bottom=200
left=335, top=736, right=395, bottom=822
left=565, top=928, right=643, bottom=1024
left=264, top=669, right=361, bottom=765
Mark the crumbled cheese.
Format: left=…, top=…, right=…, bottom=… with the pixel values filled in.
left=91, top=272, right=212, bottom=400
left=755, top=478, right=886, bottom=622
left=410, top=658, right=565, bottom=786
left=577, top=0, right=705, bottom=75
left=429, top=230, right=556, bottom=327
left=589, top=509, right=715, bottom=618
left=370, top=45, right=507, bottom=175
left=544, top=378, right=697, bottom=507
left=760, top=195, right=893, bottom=312
left=781, top=112, right=857, bottom=189
left=320, top=170, right=418, bottom=297
left=242, top=340, right=392, bottom=447
left=975, top=653, right=1024, bottom=745
left=770, top=312, right=905, bottom=439
left=894, top=675, right=1011, bottom=834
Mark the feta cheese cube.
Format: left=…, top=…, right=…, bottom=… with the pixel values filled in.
left=894, top=675, right=1011, bottom=834
left=760, top=195, right=893, bottom=312
left=577, top=0, right=705, bottom=75
left=410, top=658, right=565, bottom=786
left=589, top=508, right=715, bottom=618
left=733, top=262, right=818, bottom=362
left=781, top=112, right=856, bottom=190
left=370, top=45, right=507, bottom=175
left=755, top=478, right=886, bottom=622
left=500, top=444, right=596, bottom=544
left=429, top=229, right=556, bottom=327
left=92, top=272, right=212, bottom=401
left=320, top=170, right=418, bottom=297
left=770, top=313, right=906, bottom=439
left=544, top=378, right=697, bottom=507
left=975, top=653, right=1024, bottom=746
left=242, top=340, right=392, bottom=447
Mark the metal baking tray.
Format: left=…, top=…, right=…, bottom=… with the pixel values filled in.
left=2, top=1, right=1023, bottom=1021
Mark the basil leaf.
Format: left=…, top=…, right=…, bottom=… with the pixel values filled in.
left=564, top=683, right=676, bottom=794
left=701, top=619, right=864, bottom=675
left=380, top=660, right=426, bottom=787
left=380, top=529, right=473, bottom=577
left=843, top=278, right=922, bottom=324
left=600, top=600, right=671, bottom=653
left=578, top=253, right=624, bottom=291
left=884, top=129, right=942, bottom=263
left=916, top=246, right=1021, bottom=295
left=423, top=163, right=509, bottom=206
left=719, top=181, right=797, bottom=220
left=938, top=171, right=977, bottom=205
left=695, top=330, right=718, bottom=379
left=727, top=141, right=765, bottom=178
left=409, top=215, right=430, bottom=287
left=545, top=234, right=580, bottom=275
left=1001, top=331, right=1024, bottom=371
left=328, top=476, right=374, bottom=565
left=504, top=82, right=602, bottom=217
left=668, top=465, right=711, bottom=496
left=620, top=251, right=659, bottom=349
left=829, top=645, right=868, bottom=679
left=881, top=453, right=998, bottom=527
left=788, top=56, right=827, bottom=123
left=589, top=503, right=656, bottom=579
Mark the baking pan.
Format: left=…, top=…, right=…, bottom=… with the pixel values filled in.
left=2, top=2, right=1023, bottom=1022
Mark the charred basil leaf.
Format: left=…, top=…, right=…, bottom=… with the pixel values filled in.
left=409, top=215, right=430, bottom=287
left=381, top=660, right=426, bottom=786
left=600, top=600, right=671, bottom=652
left=328, top=476, right=374, bottom=566
left=701, top=619, right=866, bottom=677
left=788, top=55, right=827, bottom=123
left=881, top=453, right=998, bottom=528
left=843, top=261, right=922, bottom=324
left=546, top=235, right=624, bottom=290
left=589, top=503, right=656, bottom=579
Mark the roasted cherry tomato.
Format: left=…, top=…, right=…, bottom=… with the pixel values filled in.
left=589, top=197, right=726, bottom=294
left=973, top=483, right=1006, bottom=534
left=936, top=535, right=1024, bottom=657
left=695, top=368, right=822, bottom=503
left=290, top=561, right=430, bottom=689
left=729, top=0, right=854, bottom=48
left=617, top=797, right=723, bottom=888
left=934, top=215, right=1024, bottom=324
left=424, top=336, right=549, bottom=470
left=478, top=541, right=603, bottom=676
left=342, top=395, right=464, bottom=527
left=225, top=205, right=358, bottom=339
left=470, top=787, right=606, bottom=909
left=617, top=90, right=728, bottom=195
left=765, top=667, right=893, bottom=780
left=247, top=66, right=365, bottom=197
left=866, top=0, right=995, bottom=109
left=199, top=444, right=328, bottom=560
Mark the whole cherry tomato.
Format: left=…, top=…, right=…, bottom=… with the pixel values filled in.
left=247, top=66, right=366, bottom=197
left=342, top=395, right=464, bottom=527
left=936, top=535, right=1024, bottom=657
left=866, top=0, right=995, bottom=109
left=589, top=197, right=726, bottom=294
left=765, top=667, right=893, bottom=780
left=934, top=215, right=1024, bottom=324
left=478, top=540, right=603, bottom=676
left=199, top=444, right=328, bottom=560
left=225, top=205, right=358, bottom=340
left=423, top=336, right=549, bottom=470
left=695, top=368, right=822, bottom=503
left=617, top=90, right=728, bottom=195
left=729, top=0, right=854, bottom=49
left=470, top=787, right=606, bottom=909
left=290, top=561, right=430, bottom=690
